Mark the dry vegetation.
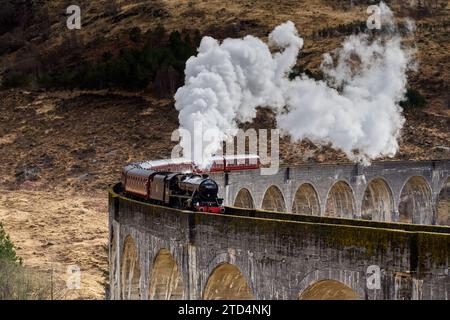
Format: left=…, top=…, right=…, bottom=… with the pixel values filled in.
left=0, top=0, right=449, bottom=299
left=1, top=1, right=449, bottom=111
left=0, top=189, right=108, bottom=299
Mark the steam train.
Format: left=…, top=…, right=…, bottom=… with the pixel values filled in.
left=121, top=165, right=225, bottom=213
left=121, top=155, right=260, bottom=214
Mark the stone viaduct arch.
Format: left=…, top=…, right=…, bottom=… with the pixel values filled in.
left=361, top=178, right=394, bottom=222
left=203, top=263, right=254, bottom=300
left=261, top=185, right=286, bottom=212
left=291, top=183, right=321, bottom=215
left=324, top=181, right=355, bottom=218
left=148, top=248, right=184, bottom=300
left=296, top=268, right=365, bottom=300
left=234, top=188, right=255, bottom=209
left=436, top=177, right=450, bottom=226
left=398, top=176, right=432, bottom=224
left=121, top=235, right=140, bottom=300
left=299, top=279, right=359, bottom=300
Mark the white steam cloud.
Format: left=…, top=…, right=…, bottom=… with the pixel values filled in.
left=174, top=2, right=414, bottom=165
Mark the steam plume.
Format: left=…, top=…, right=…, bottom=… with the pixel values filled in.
left=174, top=2, right=414, bottom=165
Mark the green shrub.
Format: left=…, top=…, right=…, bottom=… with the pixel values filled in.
left=129, top=27, right=142, bottom=43
left=400, top=88, right=427, bottom=109
left=39, top=29, right=199, bottom=92
left=0, top=222, right=19, bottom=264
left=0, top=222, right=59, bottom=300
left=0, top=0, right=18, bottom=35
left=1, top=72, right=31, bottom=89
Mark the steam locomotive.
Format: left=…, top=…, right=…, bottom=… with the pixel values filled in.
left=121, top=155, right=260, bottom=213
left=121, top=164, right=225, bottom=214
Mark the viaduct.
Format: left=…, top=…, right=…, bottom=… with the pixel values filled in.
left=109, top=160, right=450, bottom=300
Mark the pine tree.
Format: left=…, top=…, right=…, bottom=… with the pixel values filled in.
left=0, top=222, right=20, bottom=264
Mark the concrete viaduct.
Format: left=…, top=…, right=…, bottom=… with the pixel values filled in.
left=109, top=160, right=450, bottom=300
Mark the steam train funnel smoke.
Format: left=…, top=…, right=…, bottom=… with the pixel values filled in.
left=174, top=2, right=414, bottom=166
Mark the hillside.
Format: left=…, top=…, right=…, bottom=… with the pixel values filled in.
left=1, top=0, right=449, bottom=111
left=0, top=0, right=449, bottom=299
left=0, top=89, right=448, bottom=193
